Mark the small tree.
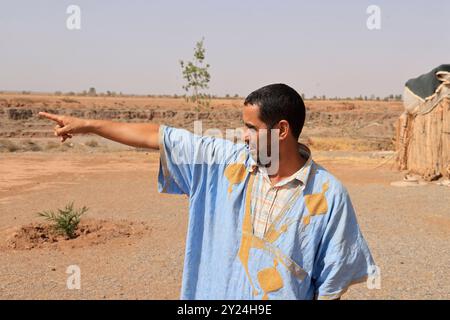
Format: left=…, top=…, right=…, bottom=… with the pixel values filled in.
left=37, top=202, right=88, bottom=239
left=180, top=38, right=211, bottom=111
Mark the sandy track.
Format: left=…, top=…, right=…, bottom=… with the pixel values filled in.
left=0, top=151, right=449, bottom=299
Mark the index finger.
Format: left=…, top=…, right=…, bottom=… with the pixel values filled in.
left=39, top=112, right=63, bottom=125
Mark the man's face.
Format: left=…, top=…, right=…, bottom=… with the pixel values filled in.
left=242, top=104, right=277, bottom=165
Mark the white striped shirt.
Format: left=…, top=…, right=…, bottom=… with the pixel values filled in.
left=249, top=144, right=312, bottom=238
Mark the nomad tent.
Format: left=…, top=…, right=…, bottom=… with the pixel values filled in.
left=396, top=64, right=450, bottom=180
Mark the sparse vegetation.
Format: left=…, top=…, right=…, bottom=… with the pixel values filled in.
left=85, top=139, right=99, bottom=148
left=45, top=141, right=60, bottom=150
left=0, top=140, right=42, bottom=152
left=0, top=139, right=19, bottom=152
left=307, top=137, right=393, bottom=151
left=305, top=94, right=402, bottom=101
left=37, top=202, right=88, bottom=239
left=22, top=140, right=42, bottom=152
left=61, top=98, right=80, bottom=104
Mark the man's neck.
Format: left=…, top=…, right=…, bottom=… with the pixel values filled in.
left=268, top=142, right=306, bottom=185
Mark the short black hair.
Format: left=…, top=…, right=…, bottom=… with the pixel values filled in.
left=244, top=83, right=306, bottom=139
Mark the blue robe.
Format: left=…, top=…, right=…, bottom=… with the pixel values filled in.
left=158, top=125, right=377, bottom=300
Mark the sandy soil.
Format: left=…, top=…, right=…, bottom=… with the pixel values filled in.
left=0, top=150, right=448, bottom=299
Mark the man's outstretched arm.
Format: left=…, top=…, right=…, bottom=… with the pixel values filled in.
left=38, top=112, right=160, bottom=150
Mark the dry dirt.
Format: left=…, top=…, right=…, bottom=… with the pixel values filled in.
left=0, top=150, right=449, bottom=300
left=1, top=219, right=149, bottom=251
left=0, top=94, right=448, bottom=300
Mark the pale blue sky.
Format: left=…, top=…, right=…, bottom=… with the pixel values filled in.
left=1, top=0, right=449, bottom=97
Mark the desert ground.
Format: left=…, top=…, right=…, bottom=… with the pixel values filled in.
left=0, top=94, right=449, bottom=299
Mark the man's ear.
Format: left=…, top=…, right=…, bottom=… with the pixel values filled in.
left=278, top=120, right=290, bottom=140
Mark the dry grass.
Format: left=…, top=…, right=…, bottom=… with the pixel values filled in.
left=45, top=141, right=60, bottom=150
left=0, top=139, right=19, bottom=152
left=60, top=98, right=80, bottom=104
left=21, top=140, right=42, bottom=152
left=0, top=139, right=79, bottom=152
left=84, top=139, right=99, bottom=148
left=0, top=139, right=42, bottom=152
left=308, top=137, right=393, bottom=152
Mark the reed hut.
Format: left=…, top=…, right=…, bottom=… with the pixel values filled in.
left=396, top=64, right=450, bottom=180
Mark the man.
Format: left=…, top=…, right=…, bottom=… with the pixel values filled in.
left=39, top=83, right=376, bottom=300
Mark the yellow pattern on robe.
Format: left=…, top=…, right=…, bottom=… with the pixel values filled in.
left=227, top=166, right=307, bottom=299
left=224, top=163, right=248, bottom=194
left=303, top=182, right=329, bottom=225
left=257, top=260, right=283, bottom=300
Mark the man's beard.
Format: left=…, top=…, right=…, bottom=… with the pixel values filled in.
left=247, top=142, right=272, bottom=167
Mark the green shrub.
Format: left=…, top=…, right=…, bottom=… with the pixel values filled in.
left=37, top=202, right=88, bottom=239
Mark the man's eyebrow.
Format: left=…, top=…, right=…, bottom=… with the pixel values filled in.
left=244, top=122, right=257, bottom=129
